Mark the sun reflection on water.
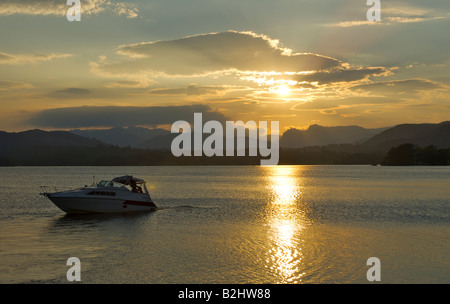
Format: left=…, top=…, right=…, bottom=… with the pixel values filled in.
left=264, top=165, right=307, bottom=283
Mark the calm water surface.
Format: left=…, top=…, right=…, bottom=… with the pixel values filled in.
left=0, top=165, right=448, bottom=284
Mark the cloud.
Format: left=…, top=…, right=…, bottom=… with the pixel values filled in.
left=293, top=96, right=402, bottom=111
left=381, top=5, right=430, bottom=17
left=92, top=30, right=396, bottom=93
left=49, top=87, right=92, bottom=98
left=335, top=16, right=445, bottom=27
left=93, top=31, right=342, bottom=80
left=112, top=2, right=138, bottom=19
left=148, top=84, right=244, bottom=96
left=54, top=87, right=91, bottom=94
left=332, top=2, right=447, bottom=28
left=291, top=79, right=447, bottom=113
left=0, top=0, right=105, bottom=16
left=105, top=80, right=148, bottom=88
left=294, top=67, right=389, bottom=86
left=351, top=79, right=447, bottom=95
left=0, top=80, right=34, bottom=91
left=28, top=104, right=230, bottom=128
left=0, top=0, right=139, bottom=18
left=0, top=52, right=72, bottom=65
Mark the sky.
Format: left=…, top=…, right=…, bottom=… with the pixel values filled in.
left=0, top=0, right=449, bottom=132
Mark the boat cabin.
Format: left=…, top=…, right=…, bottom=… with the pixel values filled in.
left=93, top=175, right=148, bottom=194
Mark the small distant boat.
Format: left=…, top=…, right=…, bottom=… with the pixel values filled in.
left=40, top=175, right=156, bottom=214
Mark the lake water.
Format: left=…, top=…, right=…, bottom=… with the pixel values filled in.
left=0, top=165, right=448, bottom=284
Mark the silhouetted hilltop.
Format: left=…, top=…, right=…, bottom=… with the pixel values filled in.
left=0, top=121, right=448, bottom=166
left=0, top=129, right=109, bottom=165
left=69, top=122, right=449, bottom=153
left=70, top=126, right=170, bottom=148
left=137, top=132, right=176, bottom=150
left=359, top=121, right=450, bottom=153
left=280, top=124, right=387, bottom=148
left=0, top=129, right=103, bottom=154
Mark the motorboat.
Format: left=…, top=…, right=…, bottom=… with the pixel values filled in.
left=40, top=175, right=156, bottom=214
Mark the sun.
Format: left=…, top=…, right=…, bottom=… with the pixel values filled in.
left=275, top=85, right=291, bottom=96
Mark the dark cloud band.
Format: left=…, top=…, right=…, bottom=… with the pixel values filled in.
left=28, top=104, right=230, bottom=129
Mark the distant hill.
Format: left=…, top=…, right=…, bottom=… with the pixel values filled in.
left=0, top=129, right=103, bottom=155
left=0, top=121, right=448, bottom=166
left=0, top=129, right=109, bottom=165
left=358, top=121, right=450, bottom=153
left=280, top=124, right=388, bottom=148
left=70, top=126, right=171, bottom=148
left=72, top=126, right=269, bottom=151
left=137, top=132, right=176, bottom=150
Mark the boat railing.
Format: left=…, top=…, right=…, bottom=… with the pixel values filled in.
left=39, top=185, right=78, bottom=196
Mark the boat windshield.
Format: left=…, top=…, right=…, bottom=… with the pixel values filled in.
left=97, top=180, right=126, bottom=188
left=96, top=177, right=148, bottom=194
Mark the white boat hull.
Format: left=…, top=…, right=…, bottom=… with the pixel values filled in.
left=41, top=175, right=157, bottom=214
left=48, top=196, right=156, bottom=214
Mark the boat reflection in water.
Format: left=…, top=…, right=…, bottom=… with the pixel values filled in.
left=264, top=166, right=308, bottom=283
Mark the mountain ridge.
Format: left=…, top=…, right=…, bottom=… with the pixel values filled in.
left=280, top=124, right=389, bottom=148
left=0, top=121, right=448, bottom=165
left=356, top=121, right=450, bottom=153
left=0, top=129, right=104, bottom=154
